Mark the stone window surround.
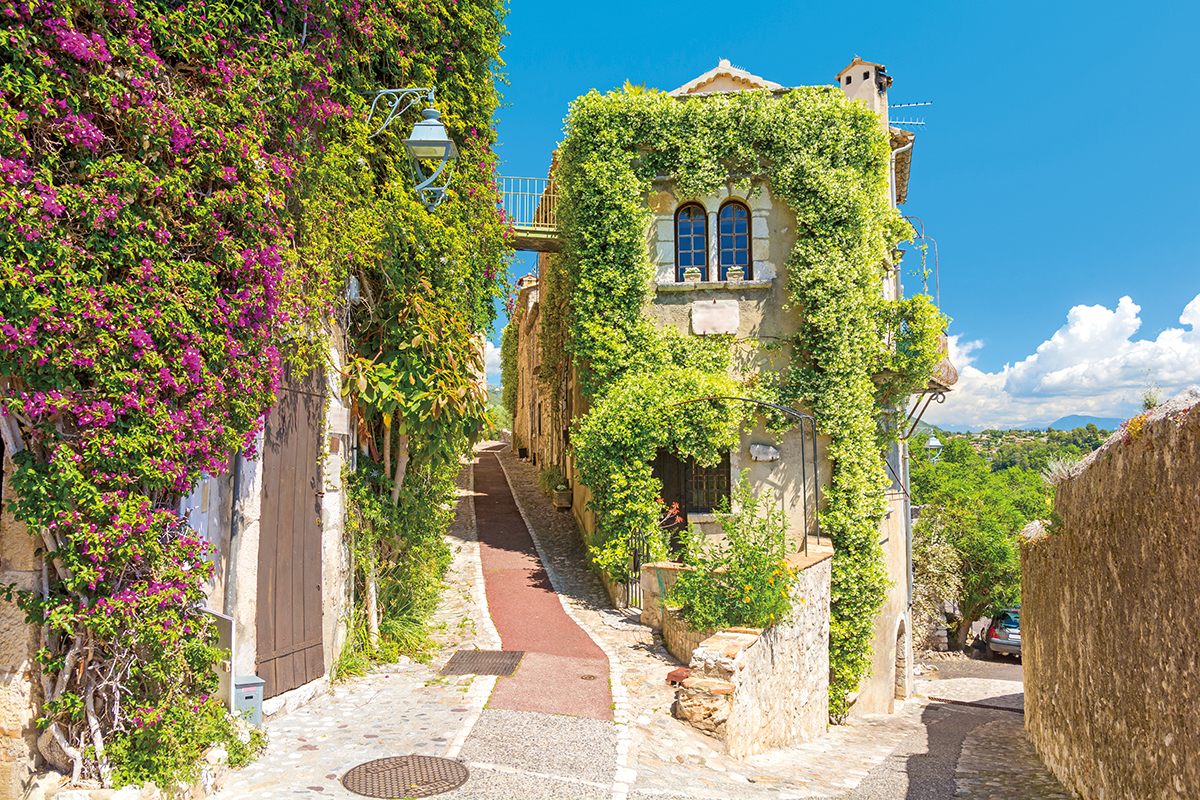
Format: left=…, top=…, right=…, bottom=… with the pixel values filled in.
left=653, top=182, right=775, bottom=287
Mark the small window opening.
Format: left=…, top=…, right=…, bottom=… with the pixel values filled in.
left=845, top=75, right=852, bottom=85
left=863, top=71, right=870, bottom=80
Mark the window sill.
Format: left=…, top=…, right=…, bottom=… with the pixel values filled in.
left=688, top=513, right=719, bottom=523
left=656, top=279, right=772, bottom=293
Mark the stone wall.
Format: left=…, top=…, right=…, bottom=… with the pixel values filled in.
left=725, top=552, right=830, bottom=757
left=0, top=453, right=41, bottom=798
left=665, top=551, right=831, bottom=759
left=1021, top=387, right=1200, bottom=800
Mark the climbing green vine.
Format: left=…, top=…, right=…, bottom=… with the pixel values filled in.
left=553, top=87, right=947, bottom=720
left=500, top=317, right=519, bottom=423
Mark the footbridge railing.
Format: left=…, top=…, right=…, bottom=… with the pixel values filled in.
left=500, top=176, right=561, bottom=252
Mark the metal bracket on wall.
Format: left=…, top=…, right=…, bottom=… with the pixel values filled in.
left=904, top=389, right=946, bottom=440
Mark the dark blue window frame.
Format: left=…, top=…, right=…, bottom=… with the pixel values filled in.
left=676, top=204, right=708, bottom=282
left=718, top=202, right=751, bottom=281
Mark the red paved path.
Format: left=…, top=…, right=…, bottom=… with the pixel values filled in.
left=473, top=450, right=613, bottom=720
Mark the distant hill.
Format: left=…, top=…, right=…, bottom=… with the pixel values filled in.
left=1045, top=415, right=1124, bottom=432
left=487, top=384, right=502, bottom=405
left=916, top=414, right=1126, bottom=434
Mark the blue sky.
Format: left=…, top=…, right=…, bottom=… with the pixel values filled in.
left=484, top=1, right=1200, bottom=429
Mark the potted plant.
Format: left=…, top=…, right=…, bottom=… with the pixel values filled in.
left=726, top=265, right=745, bottom=282
left=683, top=266, right=702, bottom=283
left=515, top=437, right=527, bottom=460
left=553, top=483, right=572, bottom=510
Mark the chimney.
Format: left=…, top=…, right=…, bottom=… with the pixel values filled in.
left=836, top=57, right=891, bottom=125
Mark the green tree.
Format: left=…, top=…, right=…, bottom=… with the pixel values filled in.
left=911, top=432, right=1050, bottom=648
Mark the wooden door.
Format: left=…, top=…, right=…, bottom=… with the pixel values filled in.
left=256, top=357, right=325, bottom=699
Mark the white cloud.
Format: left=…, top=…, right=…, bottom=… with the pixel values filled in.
left=924, top=293, right=1200, bottom=429
left=484, top=339, right=502, bottom=386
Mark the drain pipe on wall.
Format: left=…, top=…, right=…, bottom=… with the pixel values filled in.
left=903, top=440, right=913, bottom=610
left=890, top=135, right=916, bottom=610
left=222, top=449, right=243, bottom=617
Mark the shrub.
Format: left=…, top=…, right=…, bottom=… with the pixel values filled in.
left=106, top=697, right=266, bottom=789
left=670, top=473, right=795, bottom=631
left=537, top=465, right=565, bottom=496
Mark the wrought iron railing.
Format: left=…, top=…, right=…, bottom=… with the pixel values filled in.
left=500, top=176, right=558, bottom=231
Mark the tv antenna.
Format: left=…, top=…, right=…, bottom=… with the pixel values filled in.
left=888, top=101, right=933, bottom=130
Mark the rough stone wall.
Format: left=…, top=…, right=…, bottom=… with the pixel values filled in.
left=669, top=552, right=831, bottom=759
left=0, top=454, right=41, bottom=797
left=511, top=281, right=539, bottom=460
left=725, top=552, right=830, bottom=758
left=1022, top=387, right=1200, bottom=800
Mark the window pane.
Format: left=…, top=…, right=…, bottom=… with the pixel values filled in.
left=735, top=235, right=747, bottom=249
left=736, top=251, right=748, bottom=266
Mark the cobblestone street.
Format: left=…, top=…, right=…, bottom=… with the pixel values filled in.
left=213, top=444, right=1072, bottom=800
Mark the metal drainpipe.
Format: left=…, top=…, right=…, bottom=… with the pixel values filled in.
left=222, top=449, right=243, bottom=617
left=903, top=439, right=913, bottom=610
left=891, top=136, right=915, bottom=610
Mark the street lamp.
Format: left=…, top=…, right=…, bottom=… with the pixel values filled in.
left=365, top=88, right=458, bottom=211
left=924, top=433, right=943, bottom=463
left=402, top=105, right=458, bottom=210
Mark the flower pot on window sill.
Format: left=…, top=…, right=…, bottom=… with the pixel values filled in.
left=726, top=266, right=745, bottom=282
left=683, top=267, right=702, bottom=283
left=553, top=488, right=572, bottom=510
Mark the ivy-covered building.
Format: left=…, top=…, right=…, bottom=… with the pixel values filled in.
left=507, top=57, right=956, bottom=721
left=0, top=0, right=508, bottom=791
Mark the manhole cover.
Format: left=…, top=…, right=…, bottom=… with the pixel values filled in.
left=440, top=649, right=524, bottom=677
left=580, top=674, right=597, bottom=681
left=342, top=755, right=469, bottom=798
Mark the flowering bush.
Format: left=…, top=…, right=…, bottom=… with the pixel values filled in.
left=670, top=473, right=795, bottom=631
left=1, top=0, right=507, bottom=786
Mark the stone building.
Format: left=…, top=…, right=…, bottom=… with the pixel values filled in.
left=509, top=57, right=955, bottom=719
left=0, top=345, right=357, bottom=794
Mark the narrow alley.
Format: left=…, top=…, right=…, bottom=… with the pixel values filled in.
left=212, top=444, right=1070, bottom=800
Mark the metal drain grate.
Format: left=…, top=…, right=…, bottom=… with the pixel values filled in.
left=342, top=755, right=469, bottom=798
left=440, top=649, right=524, bottom=676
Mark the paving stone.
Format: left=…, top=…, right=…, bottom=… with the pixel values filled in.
left=212, top=460, right=496, bottom=800
left=214, top=446, right=1072, bottom=800
left=955, top=718, right=1072, bottom=799
left=915, top=677, right=1025, bottom=711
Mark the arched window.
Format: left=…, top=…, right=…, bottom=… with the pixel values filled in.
left=718, top=202, right=750, bottom=281
left=675, top=203, right=708, bottom=282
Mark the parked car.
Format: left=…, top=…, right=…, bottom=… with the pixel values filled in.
left=985, top=607, right=1021, bottom=659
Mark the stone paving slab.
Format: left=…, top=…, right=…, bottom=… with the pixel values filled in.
left=915, top=677, right=1025, bottom=711
left=215, top=447, right=1070, bottom=800
left=212, top=669, right=479, bottom=798
left=446, top=767, right=610, bottom=799
left=956, top=718, right=1072, bottom=799
left=212, top=460, right=497, bottom=800
left=458, top=708, right=617, bottom=784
